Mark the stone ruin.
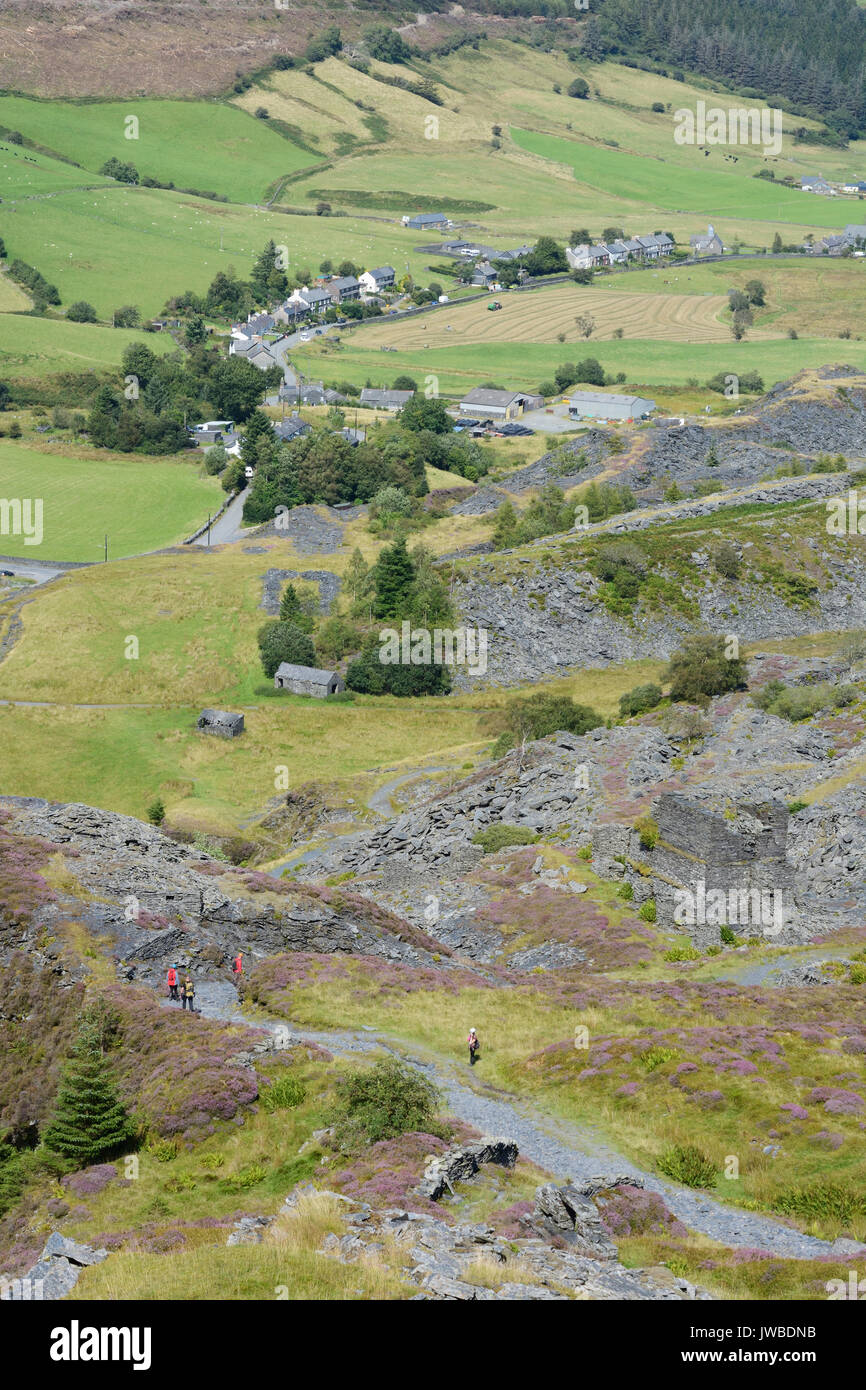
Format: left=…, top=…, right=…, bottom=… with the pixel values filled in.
left=594, top=791, right=801, bottom=947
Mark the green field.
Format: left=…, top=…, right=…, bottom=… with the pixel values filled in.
left=0, top=183, right=437, bottom=320
left=293, top=327, right=866, bottom=395
left=0, top=98, right=315, bottom=202
left=510, top=127, right=851, bottom=232
left=0, top=137, right=106, bottom=197
left=0, top=310, right=177, bottom=377
left=0, top=442, right=223, bottom=559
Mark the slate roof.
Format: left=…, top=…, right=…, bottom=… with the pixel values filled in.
left=275, top=664, right=340, bottom=685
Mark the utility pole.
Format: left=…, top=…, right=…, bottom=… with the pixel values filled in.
left=104, top=534, right=108, bottom=563
left=206, top=514, right=212, bottom=547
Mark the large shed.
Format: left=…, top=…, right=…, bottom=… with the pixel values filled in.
left=274, top=664, right=345, bottom=698
left=197, top=710, right=245, bottom=737
left=566, top=392, right=655, bottom=422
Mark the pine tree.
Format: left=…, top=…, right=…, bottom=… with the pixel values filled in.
left=43, top=1015, right=133, bottom=1164
left=372, top=537, right=415, bottom=620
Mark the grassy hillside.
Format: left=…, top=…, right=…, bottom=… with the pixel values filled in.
left=0, top=442, right=223, bottom=560
left=0, top=97, right=316, bottom=202
left=0, top=312, right=177, bottom=378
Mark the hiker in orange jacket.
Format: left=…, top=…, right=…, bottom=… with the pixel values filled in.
left=232, top=952, right=243, bottom=980
left=167, top=966, right=179, bottom=1002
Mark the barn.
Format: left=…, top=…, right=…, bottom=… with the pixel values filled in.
left=566, top=392, right=656, bottom=422
left=274, top=664, right=345, bottom=698
left=197, top=710, right=245, bottom=737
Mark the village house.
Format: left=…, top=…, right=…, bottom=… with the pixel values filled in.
left=287, top=286, right=332, bottom=316
left=273, top=299, right=310, bottom=326
left=690, top=224, right=724, bottom=256
left=566, top=243, right=611, bottom=270
left=359, top=387, right=415, bottom=411
left=358, top=266, right=396, bottom=294
left=811, top=233, right=850, bottom=256
left=274, top=415, right=312, bottom=443
left=635, top=232, right=674, bottom=258
left=273, top=663, right=345, bottom=697
left=604, top=239, right=633, bottom=265
left=326, top=275, right=361, bottom=304
left=566, top=390, right=655, bottom=422
left=843, top=224, right=866, bottom=247
left=458, top=388, right=544, bottom=421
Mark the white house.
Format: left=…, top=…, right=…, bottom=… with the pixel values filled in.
left=359, top=266, right=396, bottom=294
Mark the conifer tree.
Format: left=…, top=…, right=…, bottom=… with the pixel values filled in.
left=43, top=1011, right=133, bottom=1164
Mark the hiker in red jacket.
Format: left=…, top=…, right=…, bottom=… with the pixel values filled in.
left=232, top=952, right=243, bottom=981
left=166, top=966, right=178, bottom=1002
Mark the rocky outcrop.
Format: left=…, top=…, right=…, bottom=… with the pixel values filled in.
left=305, top=1188, right=711, bottom=1301
left=1, top=1231, right=107, bottom=1300
left=418, top=1138, right=518, bottom=1200
left=0, top=799, right=449, bottom=984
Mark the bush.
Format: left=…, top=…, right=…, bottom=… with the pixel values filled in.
left=146, top=1138, right=179, bottom=1162
left=619, top=683, right=662, bottom=718
left=713, top=542, right=741, bottom=579
left=663, top=944, right=701, bottom=962
left=776, top=1182, right=866, bottom=1227
left=260, top=1075, right=307, bottom=1113
left=666, top=634, right=747, bottom=704
left=640, top=1046, right=677, bottom=1072
left=487, top=692, right=603, bottom=745
left=258, top=621, right=316, bottom=679
left=333, top=1059, right=440, bottom=1150
left=635, top=815, right=659, bottom=851
left=472, top=824, right=539, bottom=854
left=568, top=77, right=589, bottom=98
left=67, top=301, right=98, bottom=323
left=147, top=798, right=165, bottom=826
left=657, top=1144, right=717, bottom=1188
left=787, top=800, right=808, bottom=815
left=638, top=899, right=657, bottom=921
left=617, top=881, right=634, bottom=900
left=720, top=924, right=738, bottom=945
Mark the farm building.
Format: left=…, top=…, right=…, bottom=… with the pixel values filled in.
left=458, top=388, right=544, bottom=421
left=197, top=710, right=244, bottom=737
left=403, top=212, right=449, bottom=229
left=567, top=392, right=655, bottom=422
left=359, top=388, right=415, bottom=411
left=801, top=175, right=833, bottom=195
left=274, top=664, right=345, bottom=698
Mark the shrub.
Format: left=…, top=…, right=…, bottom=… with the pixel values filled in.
left=260, top=1075, right=307, bottom=1113
left=787, top=800, right=808, bottom=815
left=666, top=634, right=747, bottom=704
left=776, top=1182, right=866, bottom=1227
left=619, top=683, right=662, bottom=718
left=576, top=846, right=592, bottom=861
left=486, top=692, right=603, bottom=745
left=640, top=1046, right=678, bottom=1072
left=657, top=1144, right=717, bottom=1188
left=66, top=301, right=98, bottom=323
left=147, top=798, right=165, bottom=826
left=333, top=1059, right=440, bottom=1150
left=145, top=1137, right=178, bottom=1162
left=472, top=824, right=539, bottom=854
left=714, top=542, right=741, bottom=579
left=663, top=944, right=701, bottom=962
left=638, top=899, right=657, bottom=921
left=720, top=924, right=738, bottom=945
left=617, top=881, right=634, bottom=900
left=635, top=815, right=659, bottom=851
left=258, top=621, right=316, bottom=679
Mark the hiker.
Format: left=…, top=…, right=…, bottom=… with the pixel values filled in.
left=166, top=965, right=178, bottom=1002
left=182, top=975, right=196, bottom=1013
left=468, top=1027, right=479, bottom=1066
left=232, top=951, right=243, bottom=980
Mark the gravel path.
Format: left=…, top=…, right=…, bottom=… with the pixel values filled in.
left=189, top=981, right=847, bottom=1262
